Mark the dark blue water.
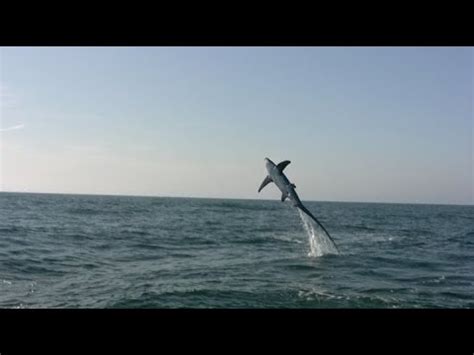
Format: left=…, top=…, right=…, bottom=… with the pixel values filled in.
left=0, top=192, right=472, bottom=308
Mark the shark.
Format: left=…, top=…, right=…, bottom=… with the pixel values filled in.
left=258, top=157, right=338, bottom=250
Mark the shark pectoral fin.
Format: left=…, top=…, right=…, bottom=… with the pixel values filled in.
left=281, top=192, right=288, bottom=202
left=258, top=176, right=273, bottom=192
left=276, top=160, right=291, bottom=172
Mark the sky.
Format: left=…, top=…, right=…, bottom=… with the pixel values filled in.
left=0, top=47, right=472, bottom=204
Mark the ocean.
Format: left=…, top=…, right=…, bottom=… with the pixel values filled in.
left=0, top=192, right=472, bottom=308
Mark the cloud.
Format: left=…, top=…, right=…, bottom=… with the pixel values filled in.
left=0, top=124, right=25, bottom=132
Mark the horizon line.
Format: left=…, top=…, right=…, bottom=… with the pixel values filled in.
left=0, top=190, right=472, bottom=207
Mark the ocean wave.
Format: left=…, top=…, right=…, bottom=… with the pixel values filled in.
left=297, top=289, right=402, bottom=308
left=0, top=226, right=22, bottom=233
left=62, top=232, right=94, bottom=241
left=4, top=261, right=69, bottom=277
left=340, top=224, right=379, bottom=232
left=463, top=231, right=474, bottom=238
left=284, top=264, right=319, bottom=271
left=106, top=288, right=263, bottom=308
left=66, top=208, right=99, bottom=215
left=233, top=237, right=272, bottom=245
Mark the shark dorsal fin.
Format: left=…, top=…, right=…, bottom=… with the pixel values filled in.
left=276, top=160, right=291, bottom=172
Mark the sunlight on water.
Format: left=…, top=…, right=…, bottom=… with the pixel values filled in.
left=297, top=209, right=339, bottom=257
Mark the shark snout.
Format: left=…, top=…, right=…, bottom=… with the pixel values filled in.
left=264, top=157, right=275, bottom=173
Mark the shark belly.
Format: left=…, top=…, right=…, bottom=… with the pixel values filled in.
left=271, top=170, right=290, bottom=196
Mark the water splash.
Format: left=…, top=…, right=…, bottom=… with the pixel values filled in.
left=297, top=208, right=339, bottom=257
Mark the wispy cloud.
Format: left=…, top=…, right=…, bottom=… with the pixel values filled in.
left=0, top=124, right=25, bottom=132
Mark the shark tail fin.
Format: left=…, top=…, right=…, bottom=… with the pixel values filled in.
left=296, top=204, right=339, bottom=253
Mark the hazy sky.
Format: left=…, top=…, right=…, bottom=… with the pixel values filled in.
left=0, top=47, right=472, bottom=204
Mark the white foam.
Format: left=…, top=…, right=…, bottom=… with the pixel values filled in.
left=297, top=209, right=339, bottom=257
